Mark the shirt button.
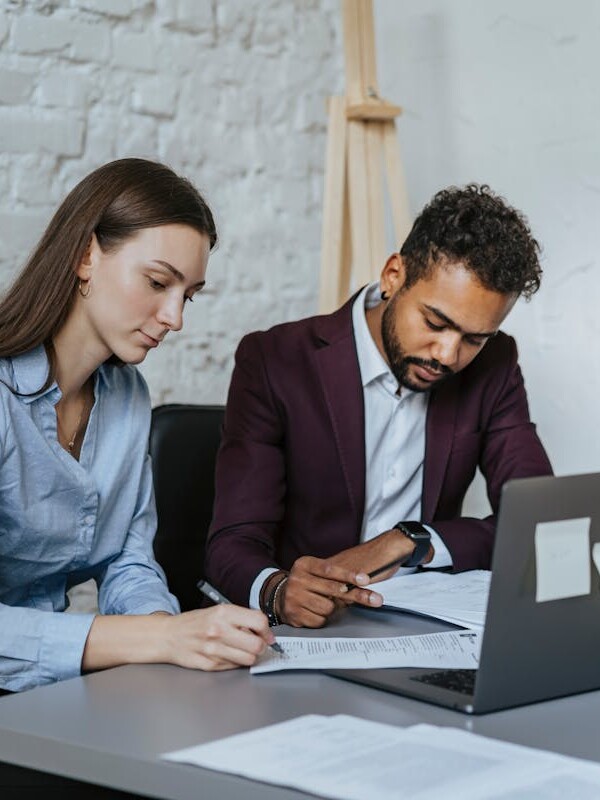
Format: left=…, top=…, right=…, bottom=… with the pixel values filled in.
left=388, top=468, right=396, bottom=478
left=84, top=515, right=94, bottom=526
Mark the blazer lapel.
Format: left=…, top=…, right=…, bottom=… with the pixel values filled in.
left=313, top=302, right=365, bottom=523
left=311, top=292, right=460, bottom=528
left=422, top=376, right=460, bottom=519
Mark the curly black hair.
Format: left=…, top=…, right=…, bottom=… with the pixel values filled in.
left=400, top=184, right=542, bottom=299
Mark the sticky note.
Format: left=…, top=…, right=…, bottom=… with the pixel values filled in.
left=592, top=543, right=600, bottom=577
left=534, top=517, right=591, bottom=603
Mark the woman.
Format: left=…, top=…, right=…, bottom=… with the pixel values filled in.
left=0, top=158, right=274, bottom=693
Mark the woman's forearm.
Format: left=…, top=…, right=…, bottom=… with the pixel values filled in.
left=81, top=605, right=274, bottom=674
left=81, top=613, right=170, bottom=672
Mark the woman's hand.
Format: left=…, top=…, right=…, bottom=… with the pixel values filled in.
left=160, top=605, right=274, bottom=671
left=82, top=605, right=274, bottom=673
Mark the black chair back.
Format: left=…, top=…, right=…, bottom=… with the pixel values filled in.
left=150, top=404, right=224, bottom=611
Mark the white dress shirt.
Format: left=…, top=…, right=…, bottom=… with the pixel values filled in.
left=353, top=282, right=452, bottom=573
left=249, top=283, right=452, bottom=608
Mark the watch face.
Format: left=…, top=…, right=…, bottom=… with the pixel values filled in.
left=399, top=526, right=429, bottom=541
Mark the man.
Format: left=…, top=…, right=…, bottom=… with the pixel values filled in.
left=205, top=184, right=553, bottom=628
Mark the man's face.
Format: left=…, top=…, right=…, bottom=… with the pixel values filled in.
left=380, top=259, right=517, bottom=393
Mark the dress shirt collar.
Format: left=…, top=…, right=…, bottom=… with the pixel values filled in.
left=352, top=282, right=419, bottom=403
left=9, top=344, right=110, bottom=404
left=352, top=282, right=391, bottom=388
left=9, top=345, right=59, bottom=404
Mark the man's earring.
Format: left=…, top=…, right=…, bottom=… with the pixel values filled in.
left=78, top=279, right=91, bottom=298
left=380, top=290, right=389, bottom=301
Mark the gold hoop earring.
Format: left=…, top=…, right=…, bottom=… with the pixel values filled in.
left=78, top=279, right=91, bottom=298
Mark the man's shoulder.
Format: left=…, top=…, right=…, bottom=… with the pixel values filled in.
left=456, top=330, right=519, bottom=392
left=237, top=298, right=355, bottom=358
left=470, top=330, right=517, bottom=371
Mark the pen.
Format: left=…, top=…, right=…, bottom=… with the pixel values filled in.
left=344, top=553, right=411, bottom=592
left=196, top=580, right=285, bottom=655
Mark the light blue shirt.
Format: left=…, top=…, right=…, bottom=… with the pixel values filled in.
left=0, top=346, right=179, bottom=692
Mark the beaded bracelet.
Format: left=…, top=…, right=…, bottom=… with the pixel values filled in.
left=265, top=574, right=289, bottom=627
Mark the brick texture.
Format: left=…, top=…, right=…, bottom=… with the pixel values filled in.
left=0, top=0, right=343, bottom=406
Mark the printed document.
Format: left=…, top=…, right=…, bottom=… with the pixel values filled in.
left=250, top=630, right=480, bottom=674
left=163, top=715, right=600, bottom=800
left=372, top=569, right=491, bottom=630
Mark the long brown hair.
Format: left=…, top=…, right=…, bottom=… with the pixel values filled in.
left=0, top=158, right=217, bottom=374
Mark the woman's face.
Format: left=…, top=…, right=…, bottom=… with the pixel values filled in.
left=77, top=224, right=209, bottom=364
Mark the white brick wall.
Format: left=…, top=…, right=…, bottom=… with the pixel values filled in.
left=0, top=0, right=342, bottom=404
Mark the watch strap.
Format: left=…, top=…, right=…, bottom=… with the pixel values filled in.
left=393, top=521, right=431, bottom=567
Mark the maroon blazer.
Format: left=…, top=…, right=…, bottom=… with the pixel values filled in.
left=205, top=297, right=553, bottom=605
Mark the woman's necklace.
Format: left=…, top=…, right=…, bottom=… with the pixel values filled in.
left=56, top=387, right=90, bottom=454
left=60, top=406, right=85, bottom=452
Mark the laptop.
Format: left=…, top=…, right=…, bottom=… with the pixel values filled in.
left=326, top=472, right=600, bottom=714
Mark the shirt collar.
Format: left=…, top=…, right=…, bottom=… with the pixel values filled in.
left=352, top=282, right=423, bottom=403
left=9, top=345, right=60, bottom=404
left=352, top=282, right=392, bottom=388
left=9, top=345, right=111, bottom=404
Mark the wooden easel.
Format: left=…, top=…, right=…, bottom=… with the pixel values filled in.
left=319, top=0, right=412, bottom=313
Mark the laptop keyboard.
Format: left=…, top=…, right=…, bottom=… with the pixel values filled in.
left=411, top=669, right=477, bottom=695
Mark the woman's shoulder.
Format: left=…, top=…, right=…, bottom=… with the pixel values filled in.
left=98, top=362, right=151, bottom=412
left=0, top=357, right=17, bottom=407
left=0, top=355, right=15, bottom=386
left=99, top=360, right=148, bottom=390
left=97, top=363, right=153, bottom=447
left=0, top=358, right=15, bottom=449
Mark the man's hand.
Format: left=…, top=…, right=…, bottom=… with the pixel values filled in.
left=276, top=557, right=381, bottom=628
left=271, top=530, right=434, bottom=629
left=328, top=529, right=434, bottom=582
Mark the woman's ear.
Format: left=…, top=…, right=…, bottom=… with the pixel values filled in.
left=75, top=234, right=99, bottom=281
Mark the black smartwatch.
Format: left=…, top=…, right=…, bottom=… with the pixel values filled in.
left=393, top=521, right=431, bottom=567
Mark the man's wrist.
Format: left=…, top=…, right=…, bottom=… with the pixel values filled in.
left=260, top=571, right=288, bottom=625
left=392, top=521, right=432, bottom=567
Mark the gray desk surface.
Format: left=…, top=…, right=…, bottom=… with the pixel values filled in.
left=1, top=607, right=599, bottom=800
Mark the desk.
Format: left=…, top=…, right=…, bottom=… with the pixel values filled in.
left=1, top=608, right=600, bottom=799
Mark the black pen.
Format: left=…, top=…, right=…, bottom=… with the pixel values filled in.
left=344, top=553, right=410, bottom=592
left=196, top=580, right=285, bottom=655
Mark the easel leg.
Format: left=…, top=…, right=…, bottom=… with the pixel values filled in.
left=318, top=0, right=412, bottom=312
left=319, top=96, right=352, bottom=313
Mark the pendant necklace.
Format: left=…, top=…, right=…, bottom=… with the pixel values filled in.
left=66, top=407, right=84, bottom=452
left=57, top=396, right=87, bottom=453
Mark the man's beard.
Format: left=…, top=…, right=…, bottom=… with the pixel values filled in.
left=381, top=296, right=453, bottom=393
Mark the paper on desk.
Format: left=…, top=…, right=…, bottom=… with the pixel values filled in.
left=250, top=630, right=480, bottom=674
left=162, top=714, right=600, bottom=800
left=371, top=569, right=491, bottom=630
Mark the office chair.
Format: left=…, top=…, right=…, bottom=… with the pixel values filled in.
left=149, top=404, right=224, bottom=611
